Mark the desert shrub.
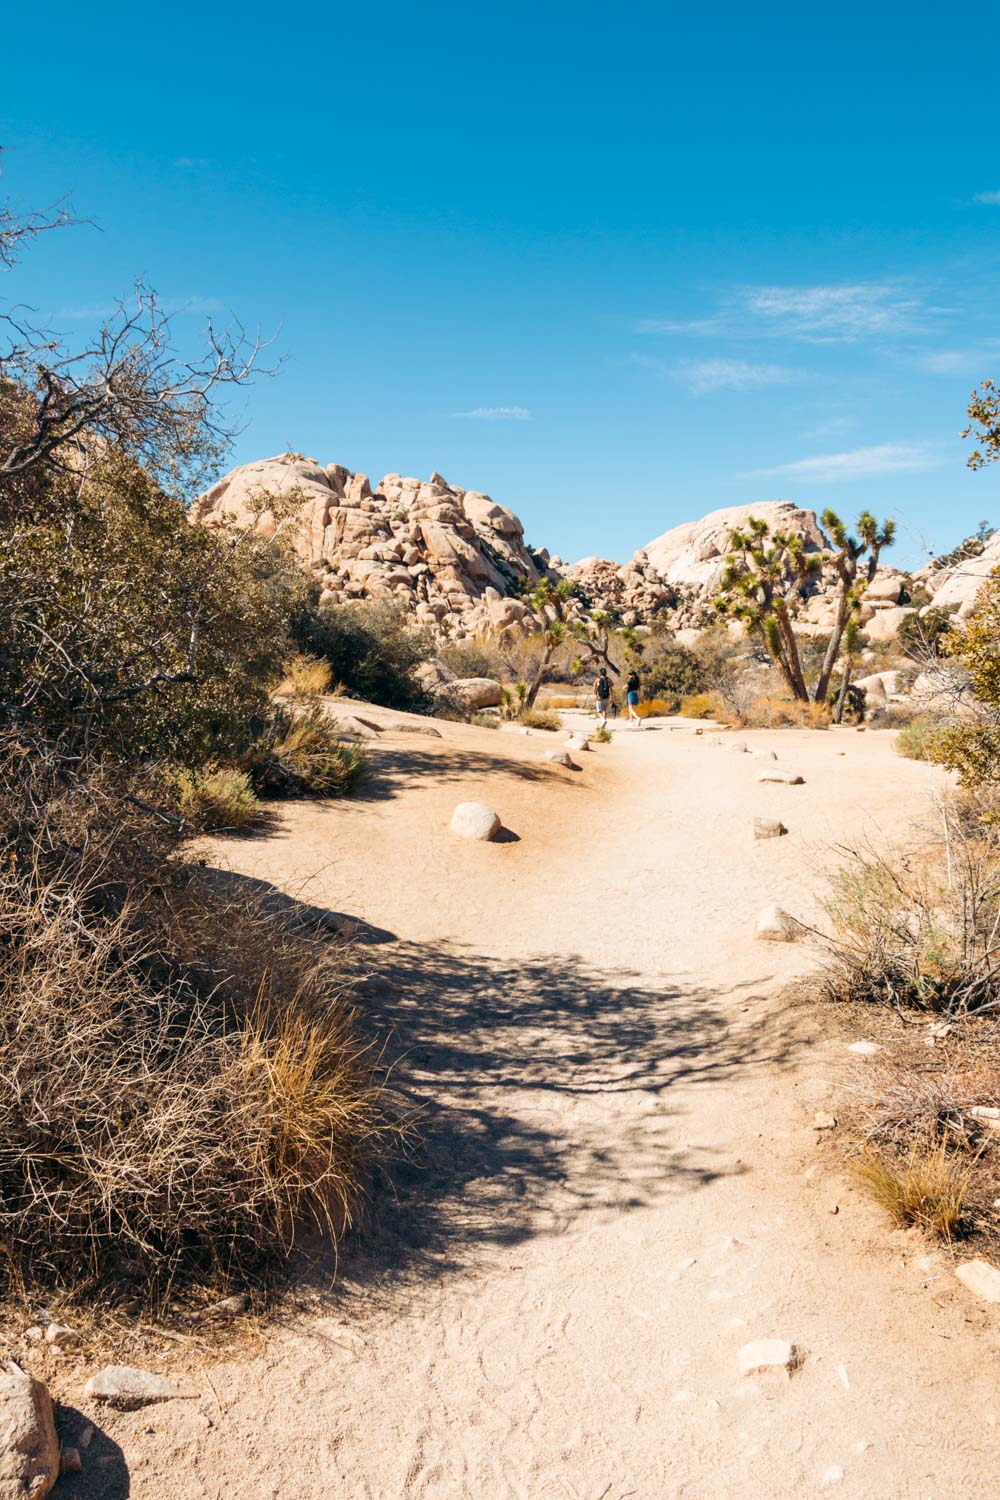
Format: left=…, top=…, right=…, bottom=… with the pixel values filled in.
left=519, top=707, right=562, bottom=731
left=731, top=695, right=831, bottom=730
left=817, top=805, right=1000, bottom=1014
left=593, top=724, right=612, bottom=743
left=469, top=711, right=499, bottom=729
left=897, top=607, right=952, bottom=661
left=293, top=599, right=434, bottom=709
left=846, top=1057, right=1000, bottom=1150
left=274, top=653, right=333, bottom=699
left=0, top=836, right=396, bottom=1303
left=638, top=639, right=705, bottom=707
left=248, top=708, right=366, bottom=798
left=167, top=764, right=261, bottom=833
left=538, top=693, right=584, bottom=710
left=437, top=638, right=504, bottom=681
left=635, top=697, right=674, bottom=718
left=896, top=715, right=949, bottom=761
left=851, top=1138, right=971, bottom=1239
left=680, top=691, right=723, bottom=719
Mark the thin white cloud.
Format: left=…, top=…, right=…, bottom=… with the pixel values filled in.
left=974, top=190, right=1000, bottom=205
left=634, top=316, right=727, bottom=336
left=677, top=358, right=800, bottom=395
left=748, top=442, right=940, bottom=483
left=56, top=293, right=223, bottom=321
left=450, top=406, right=531, bottom=421
left=743, top=283, right=922, bottom=341
left=173, top=156, right=211, bottom=170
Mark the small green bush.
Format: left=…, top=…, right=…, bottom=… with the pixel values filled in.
left=167, top=764, right=261, bottom=833
left=292, top=600, right=433, bottom=709
left=592, top=724, right=612, bottom=743
left=638, top=639, right=706, bottom=706
left=896, top=715, right=948, bottom=761
left=438, top=639, right=504, bottom=681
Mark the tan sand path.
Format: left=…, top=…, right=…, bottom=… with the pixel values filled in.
left=75, top=715, right=998, bottom=1498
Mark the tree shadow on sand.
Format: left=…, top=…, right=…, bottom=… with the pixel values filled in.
left=353, top=743, right=581, bottom=803
left=208, top=873, right=817, bottom=1307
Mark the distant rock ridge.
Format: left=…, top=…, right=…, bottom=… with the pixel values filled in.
left=193, top=453, right=994, bottom=641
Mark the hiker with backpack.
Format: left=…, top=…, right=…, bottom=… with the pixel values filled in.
left=594, top=668, right=612, bottom=724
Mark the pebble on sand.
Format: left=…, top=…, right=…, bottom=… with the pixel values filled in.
left=738, top=1339, right=797, bottom=1376
left=813, top=1111, right=838, bottom=1130
left=757, top=771, right=805, bottom=785
left=753, top=817, right=788, bottom=840
left=449, top=803, right=502, bottom=841
left=754, top=904, right=798, bottom=942
left=544, top=751, right=577, bottom=768
left=847, top=1041, right=881, bottom=1057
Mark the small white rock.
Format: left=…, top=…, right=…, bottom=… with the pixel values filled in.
left=955, top=1259, right=1000, bottom=1304
left=565, top=734, right=591, bottom=752
left=754, top=904, right=798, bottom=942
left=813, top=1111, right=837, bottom=1130
left=753, top=817, right=788, bottom=840
left=449, top=802, right=502, bottom=841
left=847, top=1041, right=881, bottom=1057
left=738, top=1338, right=796, bottom=1376
left=544, top=751, right=577, bottom=768
left=44, top=1323, right=78, bottom=1349
left=757, top=771, right=805, bottom=785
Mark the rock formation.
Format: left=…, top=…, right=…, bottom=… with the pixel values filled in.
left=193, top=453, right=994, bottom=644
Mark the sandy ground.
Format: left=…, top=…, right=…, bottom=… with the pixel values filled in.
left=56, top=710, right=1000, bottom=1498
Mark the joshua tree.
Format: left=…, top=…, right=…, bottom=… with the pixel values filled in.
left=717, top=509, right=895, bottom=704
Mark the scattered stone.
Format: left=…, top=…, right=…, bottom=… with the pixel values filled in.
left=757, top=771, right=805, bottom=785
left=0, top=1361, right=59, bottom=1499
left=729, top=742, right=749, bottom=753
left=208, top=1292, right=250, bottom=1318
left=449, top=802, right=502, bottom=841
left=754, top=904, right=798, bottom=942
left=693, top=727, right=704, bottom=736
left=753, top=750, right=779, bottom=761
left=813, top=1111, right=838, bottom=1130
left=753, top=817, right=788, bottom=840
left=60, top=1447, right=83, bottom=1475
left=23, top=1326, right=43, bottom=1344
left=738, top=1339, right=797, bottom=1376
left=954, top=1259, right=1000, bottom=1304
left=565, top=734, right=591, bottom=752
left=78, top=1424, right=95, bottom=1451
left=44, top=1322, right=77, bottom=1349
left=544, top=751, right=577, bottom=769
left=439, top=676, right=503, bottom=712
left=847, top=1041, right=881, bottom=1057
left=82, top=1366, right=188, bottom=1410
left=828, top=1202, right=840, bottom=1215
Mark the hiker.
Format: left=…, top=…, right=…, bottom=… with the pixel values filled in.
left=594, top=668, right=612, bottom=723
left=625, top=668, right=643, bottom=727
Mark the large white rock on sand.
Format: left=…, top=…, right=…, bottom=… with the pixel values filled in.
left=738, top=1339, right=796, bottom=1376
left=864, top=606, right=913, bottom=644
left=442, top=677, right=503, bottom=711
left=449, top=802, right=502, bottom=841
left=954, top=1259, right=1000, bottom=1304
left=0, top=1362, right=59, bottom=1498
left=638, top=502, right=825, bottom=590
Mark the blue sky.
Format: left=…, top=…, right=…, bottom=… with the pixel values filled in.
left=3, top=0, right=1000, bottom=568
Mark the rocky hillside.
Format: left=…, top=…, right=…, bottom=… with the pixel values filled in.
left=194, top=453, right=993, bottom=642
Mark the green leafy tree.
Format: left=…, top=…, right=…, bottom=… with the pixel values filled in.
left=962, top=380, right=1000, bottom=469
left=717, top=509, right=895, bottom=703
left=932, top=570, right=1000, bottom=788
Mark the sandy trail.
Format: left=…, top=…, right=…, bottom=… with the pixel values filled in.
left=75, top=715, right=999, bottom=1498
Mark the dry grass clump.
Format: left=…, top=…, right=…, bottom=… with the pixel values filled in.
left=816, top=801, right=1000, bottom=1015
left=538, top=694, right=584, bottom=710
left=250, top=708, right=366, bottom=798
left=518, top=707, right=562, bottom=731
left=274, top=652, right=333, bottom=700
left=167, top=763, right=261, bottom=832
left=895, top=714, right=948, bottom=761
left=680, top=691, right=723, bottom=719
left=635, top=697, right=674, bottom=719
left=0, top=843, right=398, bottom=1306
left=852, top=1136, right=972, bottom=1239
left=730, top=695, right=831, bottom=730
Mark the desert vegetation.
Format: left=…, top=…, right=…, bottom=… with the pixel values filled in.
left=0, top=203, right=393, bottom=1313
